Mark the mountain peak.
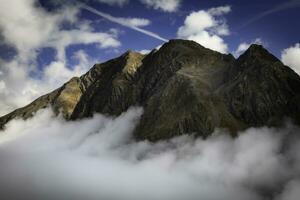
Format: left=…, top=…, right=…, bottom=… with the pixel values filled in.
left=248, top=43, right=264, bottom=50
left=160, top=39, right=208, bottom=52
left=166, top=39, right=203, bottom=46
left=238, top=43, right=279, bottom=63
left=1, top=39, right=300, bottom=141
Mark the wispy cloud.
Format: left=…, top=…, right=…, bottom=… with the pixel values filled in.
left=81, top=4, right=168, bottom=42
left=240, top=0, right=300, bottom=28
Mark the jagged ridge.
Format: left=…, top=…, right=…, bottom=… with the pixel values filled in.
left=1, top=40, right=300, bottom=141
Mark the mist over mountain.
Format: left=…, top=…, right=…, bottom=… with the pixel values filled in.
left=1, top=107, right=300, bottom=200
left=0, top=39, right=300, bottom=200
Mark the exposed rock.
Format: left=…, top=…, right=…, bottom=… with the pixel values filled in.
left=1, top=40, right=300, bottom=141
left=0, top=77, right=85, bottom=128
left=220, top=44, right=300, bottom=127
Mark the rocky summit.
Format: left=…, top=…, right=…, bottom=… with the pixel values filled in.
left=1, top=39, right=300, bottom=141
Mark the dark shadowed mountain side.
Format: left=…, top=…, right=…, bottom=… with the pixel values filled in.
left=1, top=39, right=300, bottom=141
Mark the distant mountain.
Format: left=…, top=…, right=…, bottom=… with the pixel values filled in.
left=1, top=39, right=300, bottom=141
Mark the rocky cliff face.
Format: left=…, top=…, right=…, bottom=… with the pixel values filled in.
left=1, top=39, right=300, bottom=141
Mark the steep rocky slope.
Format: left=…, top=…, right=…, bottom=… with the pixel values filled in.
left=1, top=39, right=300, bottom=141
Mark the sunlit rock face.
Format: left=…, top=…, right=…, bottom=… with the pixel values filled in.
left=1, top=39, right=300, bottom=141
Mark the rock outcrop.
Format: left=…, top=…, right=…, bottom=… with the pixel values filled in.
left=1, top=39, right=300, bottom=141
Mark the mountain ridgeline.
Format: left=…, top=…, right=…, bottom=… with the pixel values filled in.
left=1, top=39, right=300, bottom=141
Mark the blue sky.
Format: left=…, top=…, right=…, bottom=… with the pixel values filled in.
left=3, top=0, right=299, bottom=62
left=0, top=0, right=299, bottom=115
left=2, top=0, right=300, bottom=62
left=62, top=0, right=300, bottom=56
left=68, top=1, right=297, bottom=55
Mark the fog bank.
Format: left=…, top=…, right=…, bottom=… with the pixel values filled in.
left=0, top=108, right=299, bottom=200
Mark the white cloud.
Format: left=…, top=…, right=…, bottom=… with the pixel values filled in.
left=177, top=6, right=231, bottom=53
left=43, top=50, right=94, bottom=86
left=0, top=0, right=123, bottom=115
left=186, top=31, right=228, bottom=53
left=0, top=108, right=300, bottom=199
left=281, top=43, right=300, bottom=75
left=0, top=28, right=116, bottom=115
left=208, top=5, right=231, bottom=16
left=0, top=0, right=121, bottom=61
left=177, top=11, right=215, bottom=37
left=48, top=28, right=120, bottom=61
left=140, top=0, right=181, bottom=12
left=234, top=38, right=263, bottom=57
left=0, top=50, right=97, bottom=116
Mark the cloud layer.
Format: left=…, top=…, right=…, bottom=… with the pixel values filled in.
left=0, top=107, right=300, bottom=200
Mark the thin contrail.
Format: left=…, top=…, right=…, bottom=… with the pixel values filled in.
left=81, top=4, right=168, bottom=42
left=239, top=0, right=300, bottom=29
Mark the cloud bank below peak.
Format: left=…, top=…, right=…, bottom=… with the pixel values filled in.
left=0, top=107, right=300, bottom=200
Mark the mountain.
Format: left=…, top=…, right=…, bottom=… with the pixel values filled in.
left=1, top=39, right=300, bottom=141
